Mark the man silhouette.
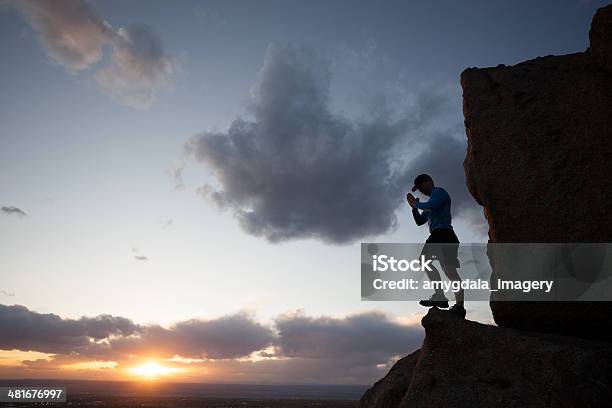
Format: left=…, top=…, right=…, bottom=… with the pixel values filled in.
left=407, top=174, right=466, bottom=318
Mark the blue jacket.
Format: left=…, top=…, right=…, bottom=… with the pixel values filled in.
left=412, top=186, right=453, bottom=233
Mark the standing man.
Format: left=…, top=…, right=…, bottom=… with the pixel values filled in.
left=407, top=174, right=465, bottom=318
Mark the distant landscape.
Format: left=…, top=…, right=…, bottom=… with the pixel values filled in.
left=0, top=379, right=365, bottom=407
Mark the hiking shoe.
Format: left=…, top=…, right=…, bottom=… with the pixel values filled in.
left=449, top=304, right=466, bottom=319
left=419, top=294, right=449, bottom=308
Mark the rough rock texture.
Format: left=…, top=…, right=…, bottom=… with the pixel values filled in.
left=359, top=350, right=420, bottom=408
left=461, top=4, right=612, bottom=340
left=360, top=308, right=612, bottom=408
left=590, top=4, right=612, bottom=73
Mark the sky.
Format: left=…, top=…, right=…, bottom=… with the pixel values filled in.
left=0, top=0, right=607, bottom=385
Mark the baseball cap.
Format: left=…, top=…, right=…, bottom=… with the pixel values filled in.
left=411, top=173, right=432, bottom=192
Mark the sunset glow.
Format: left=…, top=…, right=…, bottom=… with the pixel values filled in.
left=128, top=362, right=183, bottom=380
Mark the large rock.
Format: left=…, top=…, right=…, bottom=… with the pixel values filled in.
left=590, top=4, right=612, bottom=73
left=360, top=308, right=612, bottom=408
left=461, top=4, right=612, bottom=340
left=359, top=350, right=420, bottom=408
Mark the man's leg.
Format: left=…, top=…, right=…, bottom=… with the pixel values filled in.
left=441, top=264, right=464, bottom=306
left=419, top=244, right=449, bottom=307
left=424, top=262, right=445, bottom=297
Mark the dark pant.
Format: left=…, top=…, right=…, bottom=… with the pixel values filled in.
left=421, top=228, right=460, bottom=268
left=421, top=228, right=463, bottom=304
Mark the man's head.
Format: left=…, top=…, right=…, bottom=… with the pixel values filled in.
left=411, top=173, right=434, bottom=196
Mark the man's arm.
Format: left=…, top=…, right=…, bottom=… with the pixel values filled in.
left=414, top=188, right=447, bottom=211
left=412, top=207, right=428, bottom=226
left=407, top=193, right=427, bottom=226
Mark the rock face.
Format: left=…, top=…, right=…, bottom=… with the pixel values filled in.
left=359, top=350, right=420, bottom=408
left=461, top=4, right=612, bottom=340
left=590, top=4, right=612, bottom=73
left=360, top=308, right=612, bottom=408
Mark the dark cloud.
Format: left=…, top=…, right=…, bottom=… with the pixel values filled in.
left=12, top=0, right=174, bottom=108
left=170, top=314, right=276, bottom=359
left=0, top=304, right=139, bottom=354
left=1, top=206, right=27, bottom=217
left=185, top=43, right=485, bottom=244
left=0, top=304, right=422, bottom=383
left=110, top=314, right=276, bottom=360
left=274, top=311, right=422, bottom=360
left=0, top=305, right=275, bottom=361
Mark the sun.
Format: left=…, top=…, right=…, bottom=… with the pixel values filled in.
left=129, top=361, right=182, bottom=380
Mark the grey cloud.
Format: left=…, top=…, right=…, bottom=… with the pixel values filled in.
left=12, top=0, right=174, bottom=108
left=171, top=314, right=276, bottom=359
left=0, top=304, right=139, bottom=354
left=109, top=313, right=276, bottom=360
left=0, top=304, right=274, bottom=361
left=12, top=0, right=111, bottom=71
left=185, top=43, right=484, bottom=243
left=194, top=311, right=423, bottom=384
left=21, top=354, right=86, bottom=370
left=274, top=311, right=422, bottom=361
left=1, top=206, right=27, bottom=217
left=0, top=290, right=15, bottom=297
left=131, top=246, right=148, bottom=261
left=168, top=161, right=185, bottom=191
left=80, top=314, right=140, bottom=340
left=94, top=24, right=175, bottom=108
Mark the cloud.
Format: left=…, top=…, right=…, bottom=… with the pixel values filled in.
left=0, top=290, right=15, bottom=297
left=11, top=0, right=111, bottom=71
left=158, top=219, right=173, bottom=228
left=168, top=161, right=185, bottom=191
left=0, top=304, right=423, bottom=384
left=110, top=313, right=276, bottom=360
left=130, top=246, right=148, bottom=261
left=0, top=305, right=276, bottom=361
left=0, top=304, right=139, bottom=354
left=1, top=206, right=27, bottom=217
left=12, top=0, right=174, bottom=108
left=184, top=43, right=485, bottom=244
left=271, top=310, right=423, bottom=381
left=93, top=24, right=175, bottom=108
left=274, top=311, right=422, bottom=360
